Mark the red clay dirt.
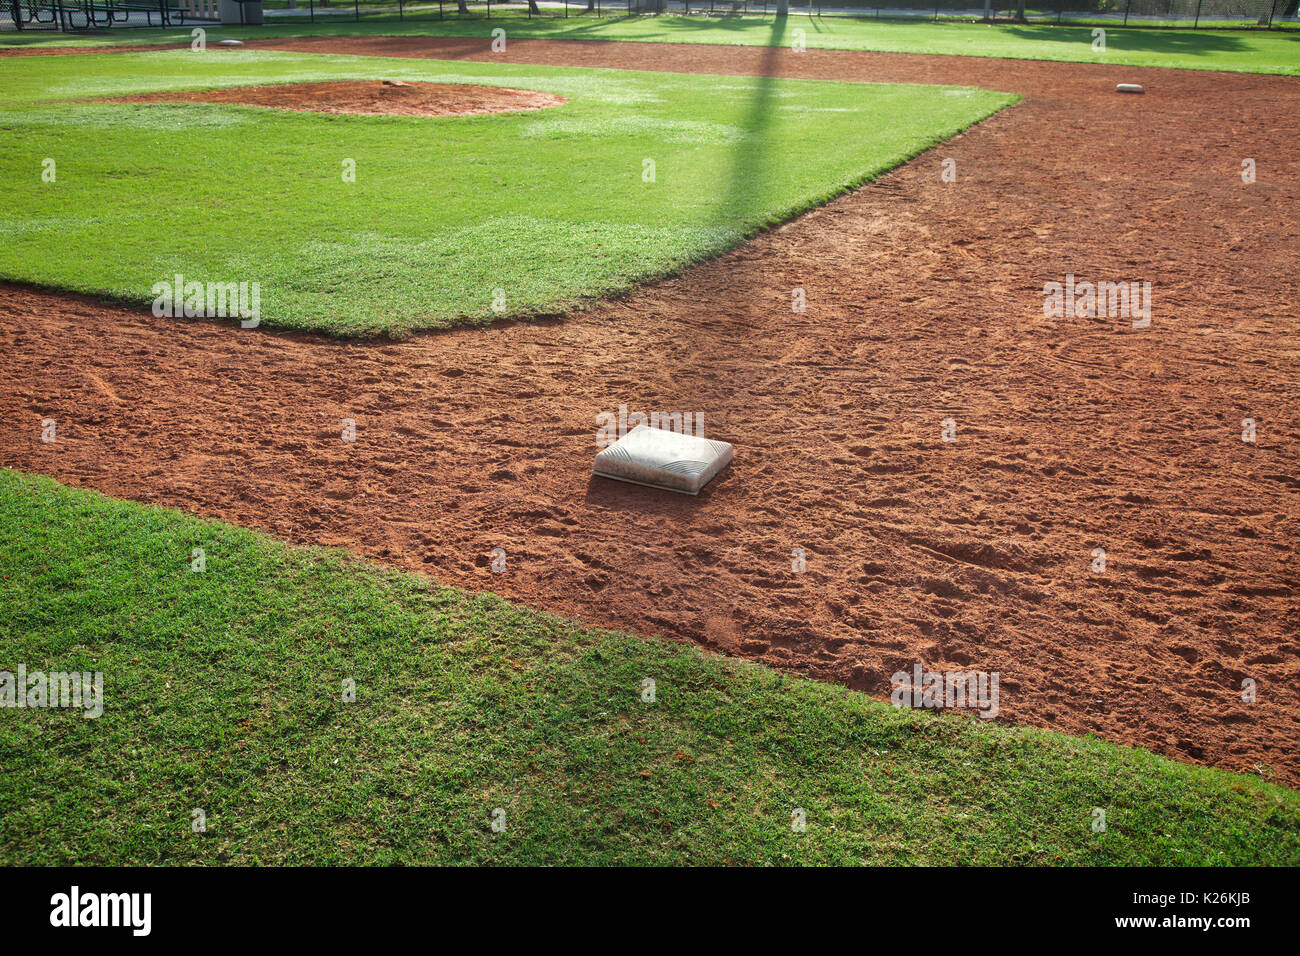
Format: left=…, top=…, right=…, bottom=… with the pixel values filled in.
left=2, top=38, right=1298, bottom=784
left=109, top=79, right=566, bottom=116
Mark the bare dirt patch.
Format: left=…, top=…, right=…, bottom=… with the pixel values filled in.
left=109, top=79, right=566, bottom=117
left=3, top=38, right=1298, bottom=784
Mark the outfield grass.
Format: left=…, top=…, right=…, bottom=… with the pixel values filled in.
left=0, top=468, right=1296, bottom=865
left=0, top=49, right=1011, bottom=335
left=2, top=15, right=1298, bottom=75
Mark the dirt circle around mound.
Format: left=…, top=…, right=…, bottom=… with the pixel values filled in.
left=110, top=80, right=567, bottom=117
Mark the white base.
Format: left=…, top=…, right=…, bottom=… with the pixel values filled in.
left=592, top=424, right=733, bottom=495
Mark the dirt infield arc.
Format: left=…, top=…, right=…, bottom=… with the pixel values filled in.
left=2, top=37, right=1298, bottom=784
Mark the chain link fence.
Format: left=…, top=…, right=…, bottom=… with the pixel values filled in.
left=6, top=0, right=1298, bottom=34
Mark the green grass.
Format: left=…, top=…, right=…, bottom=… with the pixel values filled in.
left=0, top=48, right=1012, bottom=336
left=1, top=468, right=1296, bottom=865
left=2, top=15, right=1298, bottom=74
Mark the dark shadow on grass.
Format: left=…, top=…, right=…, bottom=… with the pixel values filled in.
left=1002, top=24, right=1251, bottom=56
left=713, top=17, right=787, bottom=238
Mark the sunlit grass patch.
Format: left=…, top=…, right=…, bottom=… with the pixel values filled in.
left=0, top=50, right=1013, bottom=336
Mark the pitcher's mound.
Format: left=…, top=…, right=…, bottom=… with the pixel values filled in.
left=113, top=80, right=567, bottom=117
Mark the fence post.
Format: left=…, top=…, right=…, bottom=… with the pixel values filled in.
left=354, top=0, right=358, bottom=20
left=309, top=0, right=314, bottom=23
left=12, top=0, right=21, bottom=31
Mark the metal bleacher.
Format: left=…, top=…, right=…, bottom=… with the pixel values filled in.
left=3, top=0, right=218, bottom=31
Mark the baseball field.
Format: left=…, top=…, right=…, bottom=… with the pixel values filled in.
left=1, top=14, right=1297, bottom=867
